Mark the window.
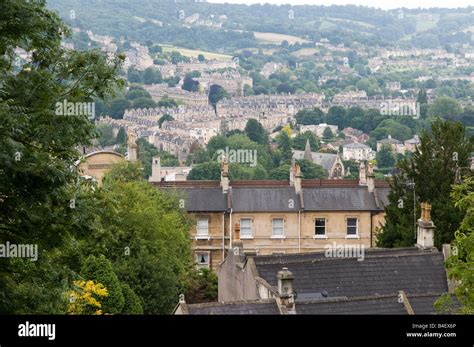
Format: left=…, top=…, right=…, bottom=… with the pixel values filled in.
left=272, top=218, right=284, bottom=238
left=196, top=252, right=210, bottom=269
left=315, top=218, right=326, bottom=236
left=196, top=218, right=209, bottom=238
left=240, top=218, right=252, bottom=238
left=347, top=218, right=358, bottom=235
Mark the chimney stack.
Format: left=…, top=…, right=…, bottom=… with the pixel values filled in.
left=289, top=159, right=296, bottom=186
left=367, top=162, right=375, bottom=193
left=127, top=131, right=139, bottom=162
left=359, top=161, right=367, bottom=186
left=416, top=202, right=435, bottom=249
left=149, top=157, right=161, bottom=183
left=294, top=163, right=302, bottom=194
left=277, top=267, right=295, bottom=309
left=220, top=156, right=229, bottom=193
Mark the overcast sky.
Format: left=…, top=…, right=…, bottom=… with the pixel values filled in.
left=207, top=0, right=473, bottom=10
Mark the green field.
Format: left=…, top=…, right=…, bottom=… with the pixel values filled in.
left=161, top=45, right=233, bottom=61
left=253, top=32, right=311, bottom=45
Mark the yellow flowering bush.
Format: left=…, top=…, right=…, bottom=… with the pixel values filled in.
left=67, top=280, right=108, bottom=315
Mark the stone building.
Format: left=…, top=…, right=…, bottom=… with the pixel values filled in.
left=155, top=160, right=389, bottom=271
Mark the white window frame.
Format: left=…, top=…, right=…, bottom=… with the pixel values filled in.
left=271, top=218, right=285, bottom=239
left=196, top=218, right=210, bottom=240
left=314, top=218, right=328, bottom=239
left=240, top=218, right=253, bottom=239
left=195, top=252, right=210, bottom=270
left=346, top=217, right=360, bottom=239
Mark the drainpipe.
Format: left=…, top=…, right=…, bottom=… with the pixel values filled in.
left=298, top=210, right=301, bottom=253
left=229, top=208, right=233, bottom=250
left=222, top=213, right=225, bottom=260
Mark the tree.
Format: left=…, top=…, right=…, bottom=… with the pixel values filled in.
left=323, top=127, right=334, bottom=140
left=377, top=119, right=473, bottom=248
left=158, top=97, right=178, bottom=108
left=188, top=162, right=221, bottom=180
left=97, top=123, right=116, bottom=147
left=127, top=68, right=142, bottom=83
left=68, top=280, right=108, bottom=315
left=298, top=159, right=327, bottom=179
left=376, top=145, right=396, bottom=168
left=428, top=97, right=462, bottom=120
left=293, top=131, right=320, bottom=151
left=276, top=130, right=293, bottom=164
left=326, top=106, right=347, bottom=128
left=81, top=255, right=125, bottom=314
left=116, top=127, right=127, bottom=145
left=269, top=165, right=291, bottom=180
left=245, top=119, right=268, bottom=145
left=132, top=97, right=157, bottom=109
left=0, top=0, right=123, bottom=314
left=143, top=67, right=162, bottom=85
left=209, top=85, right=229, bottom=107
left=182, top=269, right=218, bottom=304
left=158, top=114, right=174, bottom=128
left=121, top=283, right=144, bottom=314
left=197, top=54, right=205, bottom=62
left=435, top=177, right=474, bottom=314
left=107, top=98, right=131, bottom=119
left=89, top=163, right=193, bottom=314
left=295, top=108, right=324, bottom=125
left=182, top=76, right=199, bottom=92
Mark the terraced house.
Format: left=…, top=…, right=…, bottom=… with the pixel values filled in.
left=155, top=160, right=390, bottom=271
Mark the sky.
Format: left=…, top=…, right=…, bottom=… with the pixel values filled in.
left=207, top=0, right=474, bottom=10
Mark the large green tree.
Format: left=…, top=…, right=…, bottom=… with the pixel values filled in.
left=0, top=0, right=123, bottom=313
left=377, top=119, right=473, bottom=248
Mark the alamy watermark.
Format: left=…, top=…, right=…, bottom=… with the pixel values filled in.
left=216, top=146, right=257, bottom=167
left=324, top=242, right=365, bottom=261
left=380, top=100, right=420, bottom=119
left=0, top=241, right=38, bottom=261
left=55, top=99, right=95, bottom=119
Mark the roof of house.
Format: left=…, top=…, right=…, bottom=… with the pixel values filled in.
left=156, top=180, right=390, bottom=213
left=343, top=142, right=371, bottom=149
left=184, top=299, right=281, bottom=315
left=170, top=187, right=228, bottom=212
left=179, top=292, right=448, bottom=315
left=231, top=187, right=302, bottom=212
left=303, top=187, right=378, bottom=211
left=252, top=248, right=448, bottom=298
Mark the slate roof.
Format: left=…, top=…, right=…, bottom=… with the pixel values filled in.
left=303, top=187, right=379, bottom=211
left=292, top=150, right=338, bottom=172
left=231, top=187, right=301, bottom=212
left=253, top=248, right=448, bottom=298
left=181, top=293, right=448, bottom=315
left=172, top=188, right=228, bottom=212
left=296, top=294, right=407, bottom=314
left=185, top=299, right=280, bottom=315
left=158, top=180, right=390, bottom=213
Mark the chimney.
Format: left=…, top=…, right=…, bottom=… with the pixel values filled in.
left=149, top=157, right=161, bottom=183
left=127, top=131, right=139, bottom=162
left=416, top=202, right=435, bottom=249
left=289, top=159, right=296, bottom=186
left=294, top=162, right=302, bottom=194
left=277, top=267, right=295, bottom=309
left=359, top=161, right=367, bottom=186
left=367, top=162, right=375, bottom=193
left=220, top=156, right=229, bottom=193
